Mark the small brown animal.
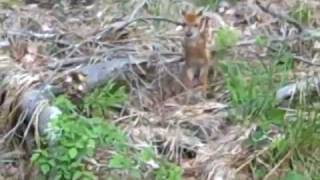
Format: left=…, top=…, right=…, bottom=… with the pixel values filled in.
left=180, top=9, right=211, bottom=97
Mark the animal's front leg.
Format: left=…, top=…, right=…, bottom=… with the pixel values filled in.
left=199, top=66, right=209, bottom=96
left=182, top=66, right=195, bottom=89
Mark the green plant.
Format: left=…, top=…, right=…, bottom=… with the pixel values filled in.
left=0, top=0, right=23, bottom=8
left=220, top=48, right=320, bottom=179
left=255, top=35, right=268, bottom=47
left=285, top=108, right=320, bottom=177
left=32, top=97, right=128, bottom=179
left=254, top=108, right=320, bottom=180
left=154, top=161, right=183, bottom=180
left=143, top=0, right=182, bottom=28
left=284, top=170, right=309, bottom=180
left=220, top=46, right=293, bottom=120
left=83, top=81, right=127, bottom=117
left=289, top=2, right=313, bottom=25
left=196, top=0, right=220, bottom=10
left=145, top=0, right=172, bottom=16
left=31, top=82, right=182, bottom=180
left=215, top=27, right=239, bottom=54
left=220, top=61, right=284, bottom=122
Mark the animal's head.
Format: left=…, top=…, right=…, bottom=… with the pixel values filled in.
left=181, top=9, right=204, bottom=39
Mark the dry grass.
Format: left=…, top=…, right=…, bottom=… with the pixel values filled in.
left=0, top=0, right=320, bottom=179
left=120, top=100, right=253, bottom=179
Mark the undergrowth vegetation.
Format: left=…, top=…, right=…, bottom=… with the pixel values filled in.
left=289, top=1, right=314, bottom=25
left=31, top=82, right=182, bottom=180
left=196, top=0, right=220, bottom=10
left=1, top=0, right=320, bottom=179
left=216, top=26, right=320, bottom=179
left=215, top=26, right=240, bottom=55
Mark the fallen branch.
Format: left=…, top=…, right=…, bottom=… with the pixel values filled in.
left=19, top=57, right=181, bottom=136
left=20, top=58, right=135, bottom=135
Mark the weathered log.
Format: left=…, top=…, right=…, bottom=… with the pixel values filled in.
left=20, top=57, right=180, bottom=136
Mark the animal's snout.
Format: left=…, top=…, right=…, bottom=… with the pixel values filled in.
left=185, top=32, right=193, bottom=37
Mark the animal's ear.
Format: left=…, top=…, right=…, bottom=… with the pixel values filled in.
left=196, top=9, right=203, bottom=16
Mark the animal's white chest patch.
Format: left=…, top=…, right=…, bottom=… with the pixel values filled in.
left=186, top=40, right=199, bottom=48
left=186, top=38, right=204, bottom=48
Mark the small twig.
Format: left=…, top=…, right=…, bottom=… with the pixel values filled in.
left=262, top=150, right=292, bottom=180
left=6, top=30, right=59, bottom=40
left=95, top=16, right=182, bottom=41
left=235, top=147, right=270, bottom=173
left=129, top=0, right=148, bottom=21
left=47, top=56, right=92, bottom=70
left=119, top=16, right=183, bottom=31
left=268, top=46, right=320, bottom=66
left=292, top=55, right=320, bottom=66
left=114, top=113, right=139, bottom=124
left=255, top=0, right=303, bottom=33
left=83, top=157, right=106, bottom=168
left=0, top=111, right=27, bottom=144
left=234, top=34, right=301, bottom=47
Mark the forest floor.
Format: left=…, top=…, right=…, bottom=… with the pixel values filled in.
left=0, top=0, right=320, bottom=180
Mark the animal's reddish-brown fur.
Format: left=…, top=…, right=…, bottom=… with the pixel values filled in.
left=181, top=10, right=211, bottom=96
